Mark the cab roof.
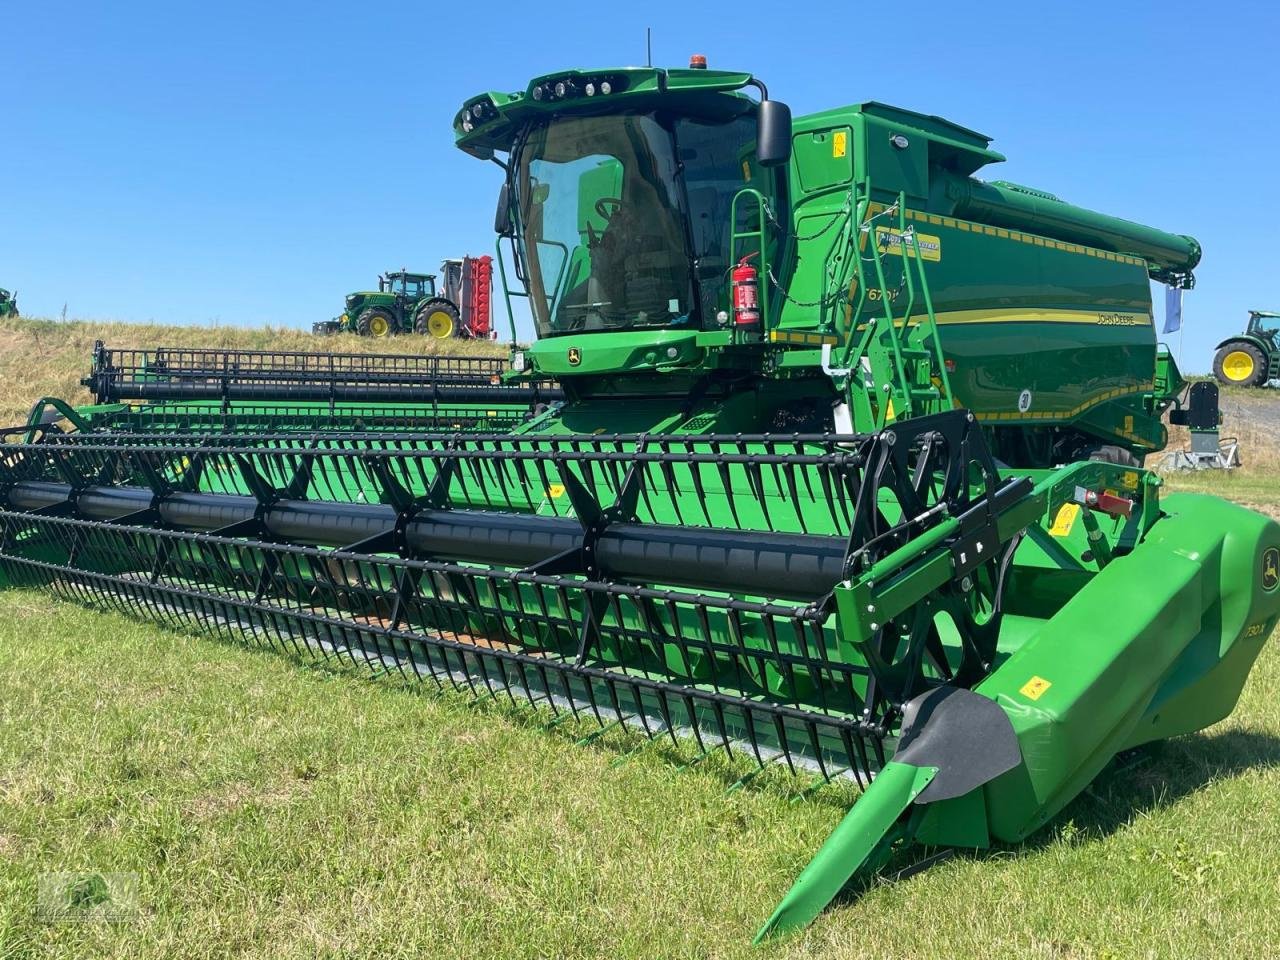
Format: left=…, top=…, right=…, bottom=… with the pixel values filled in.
left=453, top=65, right=1004, bottom=177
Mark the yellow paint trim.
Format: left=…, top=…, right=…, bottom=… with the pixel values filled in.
left=853, top=307, right=1152, bottom=332
left=971, top=381, right=1156, bottom=425
left=767, top=330, right=838, bottom=346
left=877, top=203, right=1147, bottom=267
left=931, top=307, right=1151, bottom=327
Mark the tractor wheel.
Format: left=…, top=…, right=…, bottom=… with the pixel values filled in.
left=357, top=308, right=396, bottom=338
left=415, top=299, right=461, bottom=339
left=1213, top=341, right=1267, bottom=387
left=1083, top=444, right=1142, bottom=468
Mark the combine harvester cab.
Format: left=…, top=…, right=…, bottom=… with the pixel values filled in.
left=0, top=61, right=1276, bottom=942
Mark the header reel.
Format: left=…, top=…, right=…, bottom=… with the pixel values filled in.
left=0, top=410, right=1031, bottom=783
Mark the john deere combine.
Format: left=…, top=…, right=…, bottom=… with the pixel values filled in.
left=0, top=61, right=1275, bottom=943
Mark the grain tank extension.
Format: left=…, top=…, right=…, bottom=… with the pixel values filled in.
left=0, top=62, right=1269, bottom=945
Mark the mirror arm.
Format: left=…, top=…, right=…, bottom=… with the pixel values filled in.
left=744, top=77, right=769, bottom=101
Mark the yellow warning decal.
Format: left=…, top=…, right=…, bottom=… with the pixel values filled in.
left=1020, top=676, right=1052, bottom=700
left=547, top=483, right=565, bottom=499
left=1049, top=502, right=1080, bottom=537
left=832, top=130, right=847, bottom=158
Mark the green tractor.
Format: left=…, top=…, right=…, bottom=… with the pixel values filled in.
left=315, top=269, right=461, bottom=339
left=0, top=288, right=18, bottom=319
left=1212, top=309, right=1280, bottom=387
left=316, top=257, right=495, bottom=340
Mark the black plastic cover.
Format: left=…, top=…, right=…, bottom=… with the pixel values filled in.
left=893, top=686, right=1021, bottom=803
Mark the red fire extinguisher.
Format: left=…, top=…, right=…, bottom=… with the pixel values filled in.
left=732, top=253, right=761, bottom=331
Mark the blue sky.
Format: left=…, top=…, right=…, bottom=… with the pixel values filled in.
left=1, top=0, right=1274, bottom=371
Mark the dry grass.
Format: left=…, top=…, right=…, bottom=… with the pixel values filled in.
left=0, top=316, right=504, bottom=424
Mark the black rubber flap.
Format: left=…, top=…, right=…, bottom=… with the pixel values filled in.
left=893, top=686, right=1021, bottom=803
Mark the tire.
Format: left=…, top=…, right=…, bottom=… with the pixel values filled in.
left=357, top=308, right=395, bottom=338
left=1083, top=444, right=1141, bottom=468
left=1213, top=341, right=1267, bottom=387
left=414, top=299, right=461, bottom=339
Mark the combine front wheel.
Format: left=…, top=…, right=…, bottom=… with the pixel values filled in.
left=357, top=308, right=395, bottom=338
left=1213, top=341, right=1267, bottom=387
left=415, top=299, right=461, bottom=339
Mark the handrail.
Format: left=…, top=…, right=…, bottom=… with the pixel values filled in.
left=823, top=185, right=952, bottom=427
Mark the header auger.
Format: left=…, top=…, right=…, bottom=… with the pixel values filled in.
left=0, top=60, right=1276, bottom=943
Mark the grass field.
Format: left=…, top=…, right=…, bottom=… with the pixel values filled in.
left=1, top=599, right=1277, bottom=960
left=0, top=319, right=1278, bottom=958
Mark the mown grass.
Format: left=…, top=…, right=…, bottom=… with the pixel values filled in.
left=0, top=316, right=503, bottom=424
left=0, top=597, right=1277, bottom=960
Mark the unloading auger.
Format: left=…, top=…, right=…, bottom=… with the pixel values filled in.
left=1, top=59, right=1278, bottom=941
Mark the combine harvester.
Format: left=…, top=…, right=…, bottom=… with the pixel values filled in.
left=1, top=60, right=1277, bottom=941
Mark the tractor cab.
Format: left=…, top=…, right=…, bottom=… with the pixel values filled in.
left=379, top=271, right=438, bottom=300
left=0, top=288, right=17, bottom=319
left=1247, top=309, right=1280, bottom=342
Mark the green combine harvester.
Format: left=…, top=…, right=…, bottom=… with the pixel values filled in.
left=0, top=60, right=1276, bottom=942
left=0, top=288, right=17, bottom=318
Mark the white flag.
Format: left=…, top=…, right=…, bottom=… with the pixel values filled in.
left=1163, top=286, right=1183, bottom=334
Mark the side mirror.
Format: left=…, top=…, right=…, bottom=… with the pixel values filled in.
left=494, top=182, right=514, bottom=236
left=757, top=99, right=792, bottom=167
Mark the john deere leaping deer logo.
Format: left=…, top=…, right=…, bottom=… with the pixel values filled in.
left=1263, top=547, right=1279, bottom=592
left=567, top=347, right=582, bottom=366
